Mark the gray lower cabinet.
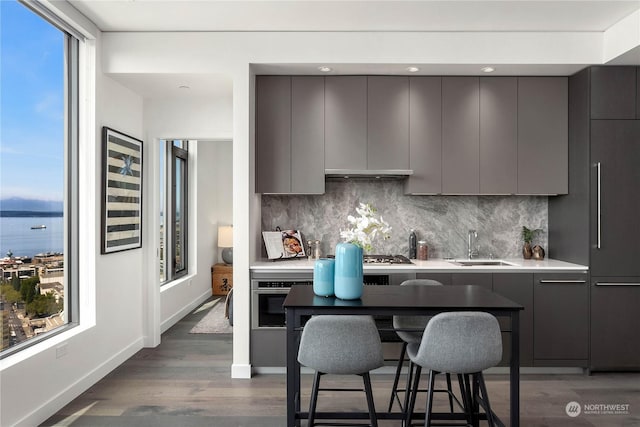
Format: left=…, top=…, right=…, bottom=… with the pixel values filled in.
left=517, top=77, right=568, bottom=195
left=251, top=329, right=286, bottom=367
left=367, top=76, right=409, bottom=170
left=533, top=272, right=589, bottom=366
left=256, top=76, right=325, bottom=194
left=405, top=77, right=442, bottom=194
left=493, top=273, right=534, bottom=367
left=442, top=77, right=480, bottom=194
left=451, top=272, right=492, bottom=290
left=590, top=277, right=640, bottom=370
left=325, top=76, right=367, bottom=170
left=479, top=77, right=517, bottom=194
left=415, top=272, right=452, bottom=286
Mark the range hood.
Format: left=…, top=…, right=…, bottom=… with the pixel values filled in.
left=325, top=169, right=413, bottom=179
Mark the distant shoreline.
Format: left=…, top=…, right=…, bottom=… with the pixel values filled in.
left=0, top=211, right=63, bottom=218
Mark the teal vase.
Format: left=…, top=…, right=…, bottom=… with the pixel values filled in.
left=334, top=242, right=364, bottom=300
left=313, top=258, right=335, bottom=297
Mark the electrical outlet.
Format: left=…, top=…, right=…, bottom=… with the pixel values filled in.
left=56, top=342, right=68, bottom=359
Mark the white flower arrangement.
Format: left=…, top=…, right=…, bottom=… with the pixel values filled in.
left=340, top=203, right=392, bottom=252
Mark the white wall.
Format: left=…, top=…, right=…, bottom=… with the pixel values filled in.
left=0, top=32, right=147, bottom=426
left=143, top=96, right=233, bottom=339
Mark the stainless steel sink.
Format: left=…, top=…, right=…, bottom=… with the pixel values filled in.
left=449, top=260, right=517, bottom=267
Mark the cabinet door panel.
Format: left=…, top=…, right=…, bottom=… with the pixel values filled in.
left=590, top=277, right=640, bottom=369
left=406, top=77, right=442, bottom=194
left=493, top=273, right=533, bottom=367
left=325, top=76, right=367, bottom=170
left=256, top=76, right=291, bottom=193
left=451, top=273, right=492, bottom=290
left=517, top=77, right=568, bottom=194
left=533, top=273, right=588, bottom=362
left=590, top=66, right=636, bottom=120
left=291, top=76, right=325, bottom=194
left=480, top=77, right=517, bottom=194
left=442, top=77, right=480, bottom=194
left=415, top=273, right=452, bottom=286
left=367, top=76, right=409, bottom=170
left=590, top=120, right=640, bottom=277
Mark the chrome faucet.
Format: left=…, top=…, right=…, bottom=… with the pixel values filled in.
left=467, top=230, right=479, bottom=259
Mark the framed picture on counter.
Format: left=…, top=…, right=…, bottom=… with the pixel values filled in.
left=101, top=126, right=143, bottom=254
left=263, top=229, right=306, bottom=259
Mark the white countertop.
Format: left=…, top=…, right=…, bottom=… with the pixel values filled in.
left=250, top=257, right=588, bottom=274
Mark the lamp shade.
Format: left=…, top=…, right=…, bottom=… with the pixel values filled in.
left=218, top=226, right=233, bottom=248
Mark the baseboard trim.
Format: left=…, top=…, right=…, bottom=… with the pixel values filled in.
left=160, top=288, right=211, bottom=334
left=252, top=366, right=586, bottom=376
left=16, top=337, right=144, bottom=427
left=232, top=363, right=252, bottom=378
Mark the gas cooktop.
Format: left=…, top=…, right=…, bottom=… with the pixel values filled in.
left=363, top=255, right=413, bottom=264
left=327, top=254, right=413, bottom=264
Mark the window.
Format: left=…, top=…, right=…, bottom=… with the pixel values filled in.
left=0, top=0, right=79, bottom=357
left=159, top=140, right=189, bottom=283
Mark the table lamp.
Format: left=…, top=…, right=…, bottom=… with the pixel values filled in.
left=218, top=225, right=233, bottom=264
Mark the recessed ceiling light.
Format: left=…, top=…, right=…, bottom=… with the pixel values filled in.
left=318, top=66, right=332, bottom=73
left=406, top=67, right=420, bottom=73
left=481, top=67, right=495, bottom=73
left=178, top=85, right=190, bottom=89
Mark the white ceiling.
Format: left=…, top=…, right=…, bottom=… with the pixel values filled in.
left=67, top=0, right=640, bottom=98
left=70, top=1, right=639, bottom=33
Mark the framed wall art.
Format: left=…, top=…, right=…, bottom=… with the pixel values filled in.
left=101, top=126, right=143, bottom=254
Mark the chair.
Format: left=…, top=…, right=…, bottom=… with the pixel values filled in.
left=389, top=279, right=455, bottom=413
left=298, top=315, right=385, bottom=427
left=405, top=312, right=503, bottom=427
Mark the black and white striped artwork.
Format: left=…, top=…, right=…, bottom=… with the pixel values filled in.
left=101, top=127, right=143, bottom=254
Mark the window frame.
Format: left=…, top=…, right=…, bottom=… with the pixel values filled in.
left=159, top=140, right=189, bottom=285
left=0, top=1, right=80, bottom=359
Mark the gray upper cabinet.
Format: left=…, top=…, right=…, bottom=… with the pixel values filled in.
left=291, top=77, right=325, bottom=194
left=405, top=77, right=442, bottom=194
left=590, top=66, right=636, bottom=120
left=479, top=77, right=517, bottom=194
left=442, top=77, right=480, bottom=194
left=256, top=76, right=325, bottom=194
left=256, top=76, right=291, bottom=194
left=517, top=77, right=568, bottom=195
left=367, top=76, right=410, bottom=170
left=325, top=76, right=367, bottom=170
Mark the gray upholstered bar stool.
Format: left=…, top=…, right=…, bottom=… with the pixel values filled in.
left=405, top=311, right=503, bottom=427
left=389, top=279, right=455, bottom=413
left=298, top=315, right=385, bottom=427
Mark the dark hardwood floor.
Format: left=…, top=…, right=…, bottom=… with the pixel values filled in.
left=42, top=300, right=640, bottom=426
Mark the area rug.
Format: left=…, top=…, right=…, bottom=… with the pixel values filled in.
left=189, top=298, right=233, bottom=334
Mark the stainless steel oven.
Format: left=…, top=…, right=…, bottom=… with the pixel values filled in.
left=251, top=280, right=311, bottom=329
left=251, top=274, right=394, bottom=330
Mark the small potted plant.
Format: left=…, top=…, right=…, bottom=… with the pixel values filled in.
left=521, top=226, right=541, bottom=260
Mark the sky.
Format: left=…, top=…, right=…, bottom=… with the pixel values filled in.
left=0, top=0, right=64, bottom=202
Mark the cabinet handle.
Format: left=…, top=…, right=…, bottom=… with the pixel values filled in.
left=539, top=280, right=587, bottom=284
left=595, top=282, right=640, bottom=287
left=596, top=162, right=601, bottom=249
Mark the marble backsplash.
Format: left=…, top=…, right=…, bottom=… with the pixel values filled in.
left=261, top=180, right=548, bottom=259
